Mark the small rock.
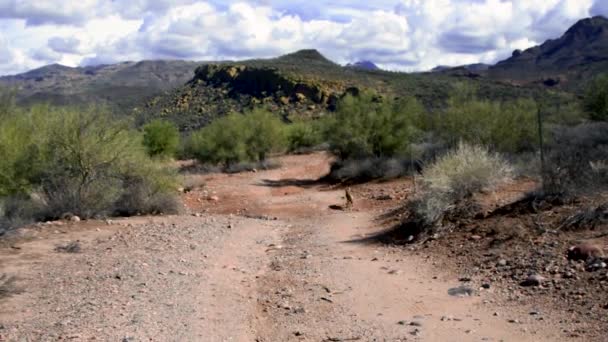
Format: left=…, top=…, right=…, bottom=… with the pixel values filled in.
left=458, top=277, right=472, bottom=282
left=497, top=259, right=508, bottom=267
left=481, top=283, right=491, bottom=289
left=448, top=285, right=475, bottom=297
left=398, top=320, right=407, bottom=325
left=520, top=274, right=545, bottom=287
left=508, top=319, right=520, bottom=324
left=208, top=196, right=220, bottom=202
left=470, top=235, right=482, bottom=241
left=409, top=321, right=423, bottom=327
left=586, top=261, right=607, bottom=272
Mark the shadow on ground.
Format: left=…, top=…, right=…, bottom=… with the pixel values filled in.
left=257, top=178, right=327, bottom=189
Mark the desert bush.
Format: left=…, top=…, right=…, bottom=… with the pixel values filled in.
left=286, top=120, right=324, bottom=153
left=436, top=84, right=537, bottom=153
left=0, top=104, right=179, bottom=226
left=324, top=92, right=423, bottom=160
left=543, top=122, right=608, bottom=195
left=142, top=119, right=180, bottom=158
left=412, top=143, right=513, bottom=229
left=187, top=109, right=286, bottom=167
left=243, top=108, right=286, bottom=161
left=584, top=74, right=608, bottom=121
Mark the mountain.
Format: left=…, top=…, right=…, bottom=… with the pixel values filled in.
left=139, top=49, right=559, bottom=131
left=489, top=16, right=608, bottom=89
left=0, top=60, right=201, bottom=111
left=2, top=48, right=567, bottom=130
left=431, top=63, right=490, bottom=73
left=346, top=61, right=380, bottom=71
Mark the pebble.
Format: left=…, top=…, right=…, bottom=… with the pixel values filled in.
left=520, top=274, right=545, bottom=287
left=497, top=259, right=508, bottom=267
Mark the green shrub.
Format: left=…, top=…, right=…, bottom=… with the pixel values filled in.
left=286, top=120, right=323, bottom=152
left=142, top=120, right=180, bottom=158
left=413, top=143, right=513, bottom=228
left=0, top=104, right=179, bottom=225
left=187, top=109, right=286, bottom=167
left=243, top=108, right=286, bottom=161
left=436, top=85, right=537, bottom=153
left=584, top=74, right=608, bottom=121
left=324, top=92, right=423, bottom=159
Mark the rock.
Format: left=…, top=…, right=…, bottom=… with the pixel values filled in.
left=586, top=261, right=607, bottom=272
left=497, top=259, right=508, bottom=267
left=458, top=277, right=472, bottom=282
left=448, top=285, right=475, bottom=297
left=481, top=283, right=491, bottom=289
left=470, top=235, right=482, bottom=241
left=520, top=274, right=545, bottom=287
left=398, top=320, right=407, bottom=325
left=208, top=196, right=220, bottom=202
left=409, top=321, right=423, bottom=327
left=567, top=243, right=604, bottom=261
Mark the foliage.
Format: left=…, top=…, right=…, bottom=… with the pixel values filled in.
left=0, top=101, right=179, bottom=226
left=543, top=122, right=608, bottom=195
left=187, top=109, right=286, bottom=167
left=583, top=74, right=608, bottom=121
left=286, top=120, right=324, bottom=152
left=142, top=120, right=180, bottom=158
left=434, top=84, right=538, bottom=153
left=324, top=93, right=423, bottom=159
left=413, top=143, right=513, bottom=227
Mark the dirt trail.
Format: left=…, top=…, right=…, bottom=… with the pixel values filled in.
left=0, top=153, right=576, bottom=341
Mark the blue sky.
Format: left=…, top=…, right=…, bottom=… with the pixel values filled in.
left=0, top=0, right=606, bottom=75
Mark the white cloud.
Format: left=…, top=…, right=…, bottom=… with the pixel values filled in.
left=0, top=0, right=607, bottom=75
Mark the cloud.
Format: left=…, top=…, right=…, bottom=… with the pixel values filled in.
left=0, top=0, right=606, bottom=76
left=48, top=36, right=81, bottom=54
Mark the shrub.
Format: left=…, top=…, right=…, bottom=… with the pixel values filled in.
left=412, top=143, right=513, bottom=228
left=324, top=92, right=423, bottom=160
left=142, top=120, right=180, bottom=158
left=584, top=74, right=608, bottom=121
left=187, top=109, right=286, bottom=167
left=243, top=108, right=286, bottom=161
left=286, top=120, right=324, bottom=153
left=0, top=104, right=179, bottom=226
left=436, top=85, right=538, bottom=153
left=543, top=122, right=608, bottom=195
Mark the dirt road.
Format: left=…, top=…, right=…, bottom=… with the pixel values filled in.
left=0, top=153, right=579, bottom=341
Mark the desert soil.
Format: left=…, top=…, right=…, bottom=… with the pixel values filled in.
left=0, top=152, right=602, bottom=341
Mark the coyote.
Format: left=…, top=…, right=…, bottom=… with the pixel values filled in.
left=345, top=187, right=354, bottom=208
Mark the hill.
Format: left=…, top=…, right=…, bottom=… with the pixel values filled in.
left=0, top=60, right=201, bottom=112
left=488, top=16, right=608, bottom=90
left=140, top=49, right=561, bottom=131
left=346, top=61, right=380, bottom=71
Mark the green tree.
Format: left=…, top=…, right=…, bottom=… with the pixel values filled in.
left=187, top=109, right=286, bottom=167
left=142, top=119, right=180, bottom=158
left=584, top=74, right=608, bottom=121
left=437, top=84, right=537, bottom=153
left=243, top=108, right=286, bottom=161
left=325, top=92, right=423, bottom=159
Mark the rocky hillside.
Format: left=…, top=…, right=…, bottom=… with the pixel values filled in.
left=488, top=16, right=608, bottom=89
left=140, top=49, right=556, bottom=131
left=0, top=60, right=201, bottom=112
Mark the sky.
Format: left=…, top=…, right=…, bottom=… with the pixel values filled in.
left=0, top=0, right=607, bottom=76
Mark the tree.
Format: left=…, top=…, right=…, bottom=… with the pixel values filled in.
left=142, top=120, right=180, bottom=158
left=584, top=74, right=608, bottom=121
